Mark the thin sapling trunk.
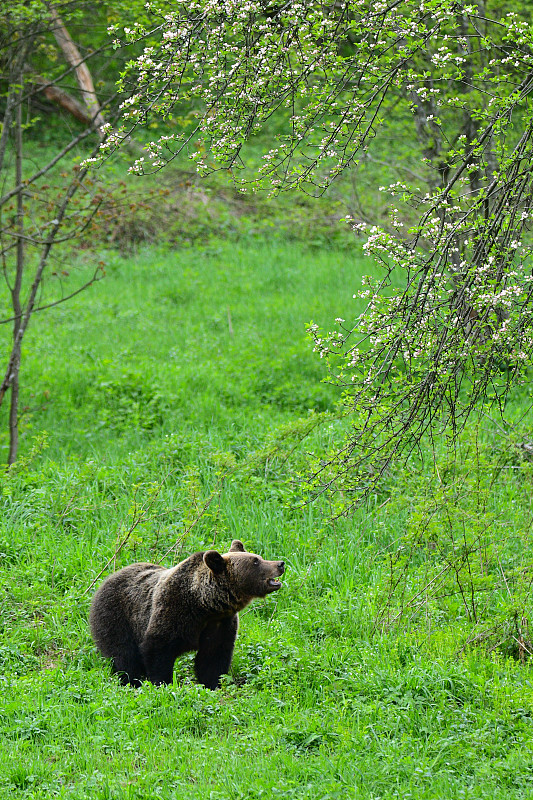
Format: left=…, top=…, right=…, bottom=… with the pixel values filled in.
left=8, top=74, right=24, bottom=465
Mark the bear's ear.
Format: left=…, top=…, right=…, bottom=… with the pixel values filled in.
left=204, top=550, right=226, bottom=574
left=230, top=539, right=246, bottom=552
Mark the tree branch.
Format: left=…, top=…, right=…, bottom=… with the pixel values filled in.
left=32, top=72, right=95, bottom=125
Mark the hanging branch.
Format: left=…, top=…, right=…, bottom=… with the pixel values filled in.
left=101, top=0, right=533, bottom=504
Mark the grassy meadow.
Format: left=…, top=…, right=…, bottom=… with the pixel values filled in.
left=2, top=233, right=533, bottom=799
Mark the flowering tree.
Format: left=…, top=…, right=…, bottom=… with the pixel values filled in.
left=102, top=0, right=533, bottom=502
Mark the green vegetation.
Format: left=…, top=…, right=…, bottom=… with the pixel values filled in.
left=2, top=236, right=533, bottom=799
left=3, top=4, right=533, bottom=796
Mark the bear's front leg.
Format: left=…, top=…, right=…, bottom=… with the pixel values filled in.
left=194, top=616, right=238, bottom=690
left=141, top=634, right=185, bottom=686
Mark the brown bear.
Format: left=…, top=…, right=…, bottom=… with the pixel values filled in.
left=89, top=540, right=284, bottom=689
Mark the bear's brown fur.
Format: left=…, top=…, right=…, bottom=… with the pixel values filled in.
left=89, top=540, right=284, bottom=689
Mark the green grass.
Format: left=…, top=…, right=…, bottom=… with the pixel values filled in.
left=2, top=237, right=533, bottom=799
left=10, top=239, right=360, bottom=457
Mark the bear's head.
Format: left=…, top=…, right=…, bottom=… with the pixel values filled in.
left=203, top=540, right=285, bottom=598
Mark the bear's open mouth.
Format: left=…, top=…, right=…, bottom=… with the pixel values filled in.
left=267, top=578, right=282, bottom=590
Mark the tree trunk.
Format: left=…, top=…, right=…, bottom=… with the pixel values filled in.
left=0, top=37, right=31, bottom=176
left=32, top=73, right=96, bottom=126
left=8, top=76, right=24, bottom=465
left=49, top=6, right=106, bottom=138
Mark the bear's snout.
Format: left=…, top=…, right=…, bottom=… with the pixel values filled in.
left=265, top=560, right=285, bottom=592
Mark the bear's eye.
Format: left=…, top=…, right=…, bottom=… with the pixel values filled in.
left=253, top=557, right=259, bottom=565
